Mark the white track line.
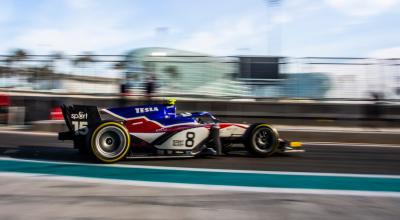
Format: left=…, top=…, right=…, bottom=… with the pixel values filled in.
left=1, top=157, right=400, bottom=179
left=278, top=128, right=400, bottom=135
left=0, top=130, right=57, bottom=136
left=303, top=142, right=400, bottom=148
left=2, top=126, right=400, bottom=135
left=1, top=172, right=400, bottom=198
left=1, top=129, right=398, bottom=148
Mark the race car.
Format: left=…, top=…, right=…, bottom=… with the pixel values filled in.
left=58, top=99, right=303, bottom=163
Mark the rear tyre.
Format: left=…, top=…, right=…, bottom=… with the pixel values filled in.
left=244, top=124, right=279, bottom=157
left=87, top=121, right=130, bottom=163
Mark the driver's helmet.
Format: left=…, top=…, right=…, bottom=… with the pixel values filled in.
left=165, top=98, right=176, bottom=106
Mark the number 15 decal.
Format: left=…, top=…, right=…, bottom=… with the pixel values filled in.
left=72, top=121, right=88, bottom=135
left=185, top=132, right=195, bottom=147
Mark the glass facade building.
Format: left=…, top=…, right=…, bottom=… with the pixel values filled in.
left=124, top=47, right=251, bottom=97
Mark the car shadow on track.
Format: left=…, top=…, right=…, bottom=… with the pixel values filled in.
left=0, top=145, right=232, bottom=163
left=0, top=145, right=87, bottom=162
left=0, top=144, right=298, bottom=165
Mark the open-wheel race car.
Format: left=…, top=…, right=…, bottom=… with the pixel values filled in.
left=58, top=99, right=303, bottom=163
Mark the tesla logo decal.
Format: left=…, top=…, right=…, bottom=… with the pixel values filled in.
left=135, top=107, right=159, bottom=114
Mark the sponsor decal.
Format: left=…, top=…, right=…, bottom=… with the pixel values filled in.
left=135, top=107, right=159, bottom=114
left=130, top=121, right=144, bottom=126
left=70, top=112, right=88, bottom=120
left=172, top=140, right=184, bottom=146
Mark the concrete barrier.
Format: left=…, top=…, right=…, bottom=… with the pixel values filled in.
left=7, top=106, right=25, bottom=125
left=7, top=92, right=400, bottom=127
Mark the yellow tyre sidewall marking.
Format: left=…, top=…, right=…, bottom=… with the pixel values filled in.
left=253, top=124, right=280, bottom=149
left=90, top=122, right=131, bottom=163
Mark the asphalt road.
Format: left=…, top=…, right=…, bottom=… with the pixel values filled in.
left=0, top=132, right=399, bottom=175
left=1, top=131, right=400, bottom=220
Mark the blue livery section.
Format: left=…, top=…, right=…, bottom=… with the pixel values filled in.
left=107, top=104, right=175, bottom=119
left=106, top=104, right=196, bottom=126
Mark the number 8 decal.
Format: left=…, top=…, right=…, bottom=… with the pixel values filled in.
left=185, top=132, right=195, bottom=147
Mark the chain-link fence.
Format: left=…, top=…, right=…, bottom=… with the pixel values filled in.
left=282, top=57, right=400, bottom=100
left=0, top=54, right=123, bottom=94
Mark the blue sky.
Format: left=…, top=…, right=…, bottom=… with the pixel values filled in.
left=0, top=0, right=399, bottom=57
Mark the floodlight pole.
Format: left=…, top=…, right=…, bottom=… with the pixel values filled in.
left=264, top=0, right=283, bottom=56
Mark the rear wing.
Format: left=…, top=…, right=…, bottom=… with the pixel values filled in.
left=59, top=105, right=101, bottom=140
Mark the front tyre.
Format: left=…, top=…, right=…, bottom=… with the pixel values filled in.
left=88, top=121, right=130, bottom=163
left=245, top=124, right=279, bottom=157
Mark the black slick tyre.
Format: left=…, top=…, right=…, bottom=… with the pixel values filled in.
left=87, top=121, right=130, bottom=163
left=244, top=124, right=279, bottom=157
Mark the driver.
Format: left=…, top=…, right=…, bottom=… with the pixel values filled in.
left=164, top=98, right=177, bottom=118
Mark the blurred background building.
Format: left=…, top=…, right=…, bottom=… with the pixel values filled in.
left=1, top=48, right=399, bottom=100
left=124, top=47, right=250, bottom=97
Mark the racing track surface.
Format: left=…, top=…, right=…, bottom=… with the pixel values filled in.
left=1, top=131, right=400, bottom=220
left=0, top=132, right=399, bottom=175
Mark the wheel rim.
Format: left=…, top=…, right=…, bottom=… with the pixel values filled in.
left=252, top=127, right=275, bottom=152
left=94, top=126, right=127, bottom=159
